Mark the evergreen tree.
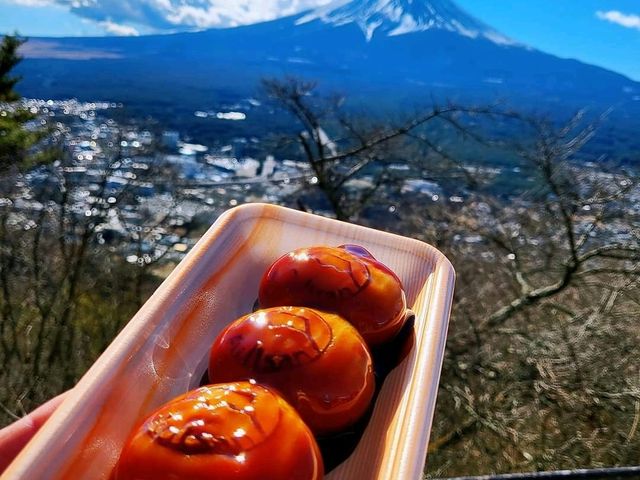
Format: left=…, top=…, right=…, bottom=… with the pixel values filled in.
left=0, top=34, right=52, bottom=173
left=0, top=34, right=24, bottom=101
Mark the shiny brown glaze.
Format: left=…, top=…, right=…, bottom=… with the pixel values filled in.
left=114, top=382, right=323, bottom=480
left=209, top=307, right=375, bottom=435
left=145, top=386, right=277, bottom=455
left=259, top=245, right=407, bottom=346
left=225, top=308, right=332, bottom=373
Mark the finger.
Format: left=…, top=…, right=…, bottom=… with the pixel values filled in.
left=0, top=392, right=68, bottom=474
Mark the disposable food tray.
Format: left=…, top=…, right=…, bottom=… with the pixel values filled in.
left=2, top=203, right=455, bottom=480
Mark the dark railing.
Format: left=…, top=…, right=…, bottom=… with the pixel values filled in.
left=440, top=466, right=640, bottom=480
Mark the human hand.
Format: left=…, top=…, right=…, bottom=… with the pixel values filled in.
left=0, top=393, right=67, bottom=474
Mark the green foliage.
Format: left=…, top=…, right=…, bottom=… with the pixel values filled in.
left=0, top=34, right=24, bottom=102
left=0, top=108, right=53, bottom=173
left=0, top=34, right=54, bottom=173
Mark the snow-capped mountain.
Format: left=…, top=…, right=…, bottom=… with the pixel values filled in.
left=297, top=0, right=513, bottom=43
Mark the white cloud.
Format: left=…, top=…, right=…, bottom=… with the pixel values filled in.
left=10, top=0, right=334, bottom=31
left=98, top=19, right=139, bottom=36
left=161, top=0, right=336, bottom=29
left=6, top=0, right=337, bottom=33
left=8, top=0, right=56, bottom=6
left=596, top=10, right=640, bottom=31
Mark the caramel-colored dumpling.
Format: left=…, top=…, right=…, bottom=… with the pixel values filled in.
left=224, top=308, right=332, bottom=373
left=209, top=307, right=375, bottom=435
left=259, top=245, right=407, bottom=346
left=114, top=382, right=323, bottom=480
left=144, top=385, right=279, bottom=456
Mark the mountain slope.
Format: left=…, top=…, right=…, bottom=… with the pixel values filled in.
left=297, top=0, right=513, bottom=44
left=14, top=0, right=640, bottom=126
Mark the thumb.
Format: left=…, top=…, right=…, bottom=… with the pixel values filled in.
left=0, top=392, right=68, bottom=474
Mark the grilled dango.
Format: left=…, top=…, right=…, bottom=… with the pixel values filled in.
left=259, top=245, right=407, bottom=346
left=208, top=306, right=375, bottom=435
left=114, top=382, right=323, bottom=480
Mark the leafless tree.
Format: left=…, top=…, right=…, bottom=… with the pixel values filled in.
left=424, top=112, right=640, bottom=476
left=261, top=81, right=640, bottom=473
left=262, top=76, right=492, bottom=221
left=0, top=126, right=179, bottom=424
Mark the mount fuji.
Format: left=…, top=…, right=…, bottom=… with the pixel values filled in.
left=297, top=0, right=514, bottom=44
left=14, top=0, right=640, bottom=134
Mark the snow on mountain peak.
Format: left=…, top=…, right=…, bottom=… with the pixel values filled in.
left=297, top=0, right=514, bottom=44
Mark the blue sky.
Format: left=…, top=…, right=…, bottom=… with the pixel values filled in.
left=1, top=0, right=639, bottom=80
left=456, top=0, right=640, bottom=81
